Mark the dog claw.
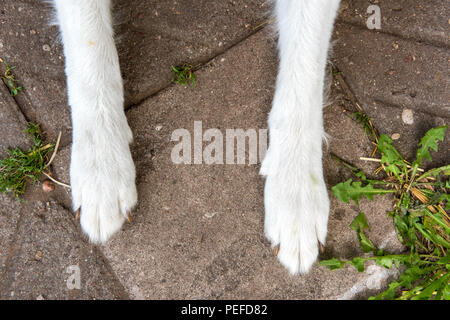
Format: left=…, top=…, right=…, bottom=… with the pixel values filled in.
left=319, top=242, right=325, bottom=254
left=126, top=212, right=132, bottom=223
left=273, top=244, right=280, bottom=257
left=75, top=209, right=80, bottom=220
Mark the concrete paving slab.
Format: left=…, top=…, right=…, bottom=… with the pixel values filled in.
left=0, top=198, right=129, bottom=300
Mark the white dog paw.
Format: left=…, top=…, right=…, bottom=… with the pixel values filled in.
left=261, top=146, right=329, bottom=275
left=70, top=133, right=137, bottom=244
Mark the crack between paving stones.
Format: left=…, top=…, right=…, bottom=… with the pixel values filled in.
left=0, top=202, right=26, bottom=299
left=124, top=19, right=271, bottom=113
left=59, top=202, right=132, bottom=300
left=0, top=79, right=32, bottom=124
left=91, top=245, right=132, bottom=300
left=337, top=20, right=450, bottom=49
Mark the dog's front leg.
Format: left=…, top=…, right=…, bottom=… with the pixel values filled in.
left=261, top=0, right=341, bottom=274
left=53, top=0, right=137, bottom=243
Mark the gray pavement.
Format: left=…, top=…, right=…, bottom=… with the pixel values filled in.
left=0, top=0, right=448, bottom=299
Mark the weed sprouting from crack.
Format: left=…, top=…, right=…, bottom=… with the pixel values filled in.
left=0, top=123, right=55, bottom=198
left=352, top=111, right=378, bottom=143
left=0, top=58, right=23, bottom=97
left=171, top=64, right=196, bottom=87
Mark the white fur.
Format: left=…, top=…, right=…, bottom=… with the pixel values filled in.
left=260, top=0, right=341, bottom=274
left=53, top=0, right=137, bottom=243
left=53, top=0, right=341, bottom=274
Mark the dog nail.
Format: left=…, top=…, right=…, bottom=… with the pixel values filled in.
left=273, top=244, right=280, bottom=257
left=319, top=242, right=325, bottom=254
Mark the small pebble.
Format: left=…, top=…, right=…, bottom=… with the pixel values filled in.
left=401, top=109, right=414, bottom=125
left=42, top=44, right=51, bottom=52
left=42, top=180, right=55, bottom=192
left=204, top=212, right=217, bottom=219
left=391, top=133, right=401, bottom=140
left=35, top=250, right=43, bottom=261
